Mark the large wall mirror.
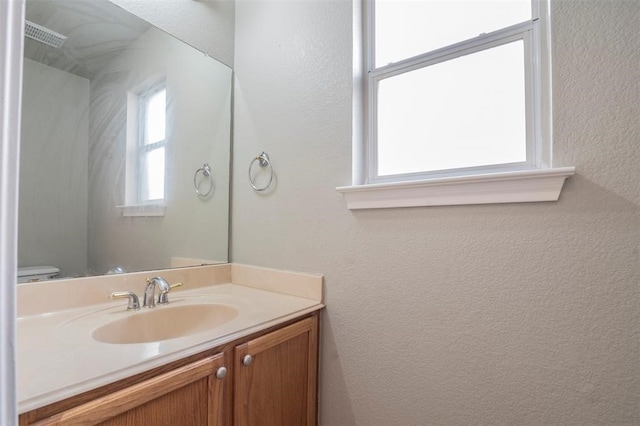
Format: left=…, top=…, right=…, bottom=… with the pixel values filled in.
left=19, top=0, right=232, bottom=282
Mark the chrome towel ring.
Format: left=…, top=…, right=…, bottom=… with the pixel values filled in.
left=249, top=152, right=273, bottom=192
left=193, top=163, right=214, bottom=198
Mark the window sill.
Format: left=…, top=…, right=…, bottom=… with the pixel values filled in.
left=336, top=167, right=575, bottom=209
left=117, top=204, right=166, bottom=217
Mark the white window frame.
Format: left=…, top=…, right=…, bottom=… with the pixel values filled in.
left=119, top=79, right=167, bottom=217
left=337, top=0, right=574, bottom=209
left=136, top=82, right=167, bottom=203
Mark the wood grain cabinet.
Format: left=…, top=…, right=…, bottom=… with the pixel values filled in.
left=19, top=314, right=319, bottom=426
left=28, top=354, right=227, bottom=426
left=234, top=316, right=318, bottom=426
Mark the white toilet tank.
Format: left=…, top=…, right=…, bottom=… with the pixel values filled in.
left=17, top=266, right=60, bottom=283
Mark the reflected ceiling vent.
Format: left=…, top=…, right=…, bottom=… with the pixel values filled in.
left=25, top=20, right=67, bottom=48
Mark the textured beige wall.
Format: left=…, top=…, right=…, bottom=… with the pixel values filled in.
left=232, top=0, right=639, bottom=424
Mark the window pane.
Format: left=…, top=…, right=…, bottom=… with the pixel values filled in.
left=143, top=147, right=165, bottom=200
left=145, top=89, right=166, bottom=145
left=375, top=0, right=531, bottom=67
left=377, top=41, right=526, bottom=177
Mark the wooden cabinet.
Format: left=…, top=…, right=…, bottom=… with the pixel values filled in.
left=234, top=316, right=318, bottom=426
left=28, top=354, right=227, bottom=426
left=20, top=313, right=319, bottom=426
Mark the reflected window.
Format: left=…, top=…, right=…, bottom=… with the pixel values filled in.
left=126, top=81, right=166, bottom=205
left=139, top=85, right=166, bottom=201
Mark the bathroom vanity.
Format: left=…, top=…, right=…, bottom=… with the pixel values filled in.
left=17, top=264, right=323, bottom=425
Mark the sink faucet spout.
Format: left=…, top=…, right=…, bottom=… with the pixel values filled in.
left=143, top=277, right=170, bottom=308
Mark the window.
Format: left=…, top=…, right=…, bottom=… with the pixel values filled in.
left=370, top=0, right=540, bottom=182
left=122, top=80, right=167, bottom=216
left=337, top=0, right=574, bottom=209
left=137, top=84, right=166, bottom=202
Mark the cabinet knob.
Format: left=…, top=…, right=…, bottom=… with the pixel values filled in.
left=216, top=366, right=227, bottom=379
left=242, top=354, right=253, bottom=366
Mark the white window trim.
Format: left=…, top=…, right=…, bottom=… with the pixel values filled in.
left=340, top=0, right=574, bottom=209
left=337, top=167, right=575, bottom=209
left=116, top=204, right=166, bottom=217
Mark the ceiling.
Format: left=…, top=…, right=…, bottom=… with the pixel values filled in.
left=24, top=0, right=151, bottom=79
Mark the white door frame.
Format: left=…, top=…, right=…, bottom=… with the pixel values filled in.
left=0, top=0, right=24, bottom=423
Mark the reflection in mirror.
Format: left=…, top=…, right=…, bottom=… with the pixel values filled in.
left=19, top=0, right=232, bottom=282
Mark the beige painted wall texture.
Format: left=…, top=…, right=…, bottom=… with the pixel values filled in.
left=233, top=0, right=639, bottom=424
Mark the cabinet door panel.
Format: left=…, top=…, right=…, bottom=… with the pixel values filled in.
left=235, top=317, right=318, bottom=426
left=33, top=354, right=225, bottom=426
left=98, top=379, right=209, bottom=426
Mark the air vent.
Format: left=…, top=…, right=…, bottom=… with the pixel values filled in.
left=25, top=20, right=67, bottom=48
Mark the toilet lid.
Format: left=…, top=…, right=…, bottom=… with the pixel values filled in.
left=17, top=266, right=60, bottom=277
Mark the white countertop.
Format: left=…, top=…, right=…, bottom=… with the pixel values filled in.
left=18, top=281, right=323, bottom=413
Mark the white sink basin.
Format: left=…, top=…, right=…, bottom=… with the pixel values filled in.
left=92, top=303, right=238, bottom=344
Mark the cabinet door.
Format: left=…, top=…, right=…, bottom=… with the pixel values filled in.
left=234, top=316, right=318, bottom=426
left=33, top=354, right=227, bottom=426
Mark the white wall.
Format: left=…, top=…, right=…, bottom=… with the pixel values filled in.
left=233, top=1, right=639, bottom=424
left=20, top=59, right=89, bottom=277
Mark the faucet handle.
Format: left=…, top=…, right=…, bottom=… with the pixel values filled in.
left=110, top=291, right=141, bottom=311
left=158, top=282, right=184, bottom=305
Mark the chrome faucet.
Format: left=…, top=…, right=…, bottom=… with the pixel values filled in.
left=143, top=277, right=170, bottom=308
left=143, top=276, right=183, bottom=308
